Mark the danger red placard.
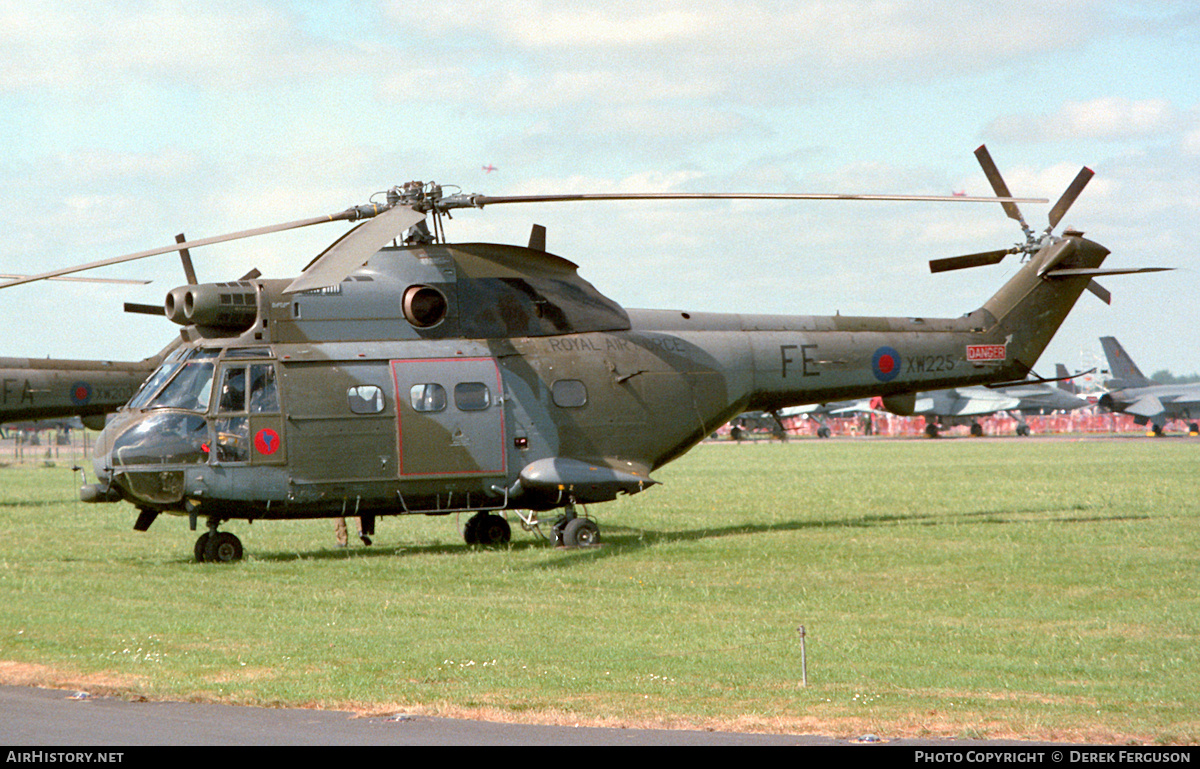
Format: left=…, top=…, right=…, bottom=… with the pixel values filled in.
left=966, top=344, right=1007, bottom=362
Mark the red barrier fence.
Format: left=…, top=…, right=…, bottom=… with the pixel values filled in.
left=718, top=409, right=1194, bottom=439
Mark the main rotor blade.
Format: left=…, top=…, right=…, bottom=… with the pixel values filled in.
left=283, top=204, right=427, bottom=294
left=0, top=206, right=384, bottom=290
left=124, top=302, right=165, bottom=316
left=973, top=144, right=1027, bottom=226
left=0, top=273, right=151, bottom=286
left=1047, top=167, right=1095, bottom=230
left=928, top=248, right=1014, bottom=274
left=468, top=191, right=1047, bottom=207
left=175, top=233, right=199, bottom=285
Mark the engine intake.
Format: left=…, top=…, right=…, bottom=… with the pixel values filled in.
left=164, top=283, right=259, bottom=331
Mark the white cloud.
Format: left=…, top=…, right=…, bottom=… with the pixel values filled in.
left=384, top=0, right=1116, bottom=100
left=0, top=1, right=373, bottom=92
left=987, top=98, right=1180, bottom=143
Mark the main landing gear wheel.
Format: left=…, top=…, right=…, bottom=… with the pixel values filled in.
left=195, top=530, right=244, bottom=563
left=970, top=422, right=984, bottom=437
left=463, top=512, right=512, bottom=546
left=924, top=424, right=940, bottom=438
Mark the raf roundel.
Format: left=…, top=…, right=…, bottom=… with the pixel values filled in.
left=872, top=347, right=901, bottom=382
left=69, top=382, right=92, bottom=406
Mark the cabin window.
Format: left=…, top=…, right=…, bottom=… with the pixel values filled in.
left=216, top=364, right=279, bottom=414
left=552, top=379, right=588, bottom=408
left=248, top=364, right=279, bottom=413
left=410, top=383, right=447, bottom=412
left=348, top=385, right=385, bottom=415
left=454, top=382, right=491, bottom=411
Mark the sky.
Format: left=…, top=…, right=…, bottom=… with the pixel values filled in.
left=0, top=1, right=1197, bottom=385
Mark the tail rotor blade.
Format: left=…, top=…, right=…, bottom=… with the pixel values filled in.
left=1047, top=167, right=1094, bottom=230
left=929, top=248, right=1014, bottom=274
left=974, top=145, right=1027, bottom=227
left=1085, top=279, right=1111, bottom=305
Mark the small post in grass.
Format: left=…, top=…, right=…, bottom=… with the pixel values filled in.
left=797, top=625, right=808, bottom=687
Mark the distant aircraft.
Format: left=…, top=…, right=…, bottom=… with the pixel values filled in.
left=879, top=373, right=1090, bottom=437
left=783, top=373, right=1089, bottom=438
left=482, top=164, right=497, bottom=173
left=1097, top=336, right=1200, bottom=435
left=781, top=399, right=881, bottom=438
left=735, top=372, right=1090, bottom=439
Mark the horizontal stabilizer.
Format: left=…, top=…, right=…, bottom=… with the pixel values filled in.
left=952, top=395, right=1021, bottom=416
left=1043, top=267, right=1172, bottom=278
left=1125, top=395, right=1165, bottom=419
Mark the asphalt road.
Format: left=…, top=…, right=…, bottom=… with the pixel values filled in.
left=1, top=684, right=836, bottom=746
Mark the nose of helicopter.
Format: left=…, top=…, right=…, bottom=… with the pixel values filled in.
left=81, top=410, right=209, bottom=506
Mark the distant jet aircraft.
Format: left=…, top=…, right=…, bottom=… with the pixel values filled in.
left=482, top=164, right=497, bottom=173
left=734, top=372, right=1089, bottom=439
left=878, top=371, right=1089, bottom=437
left=780, top=399, right=881, bottom=438
left=1098, top=336, right=1200, bottom=435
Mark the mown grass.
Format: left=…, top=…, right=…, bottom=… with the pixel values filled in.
left=0, top=436, right=1197, bottom=743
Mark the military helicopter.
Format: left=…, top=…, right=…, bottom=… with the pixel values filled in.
left=1, top=272, right=176, bottom=429
left=0, top=146, right=1157, bottom=562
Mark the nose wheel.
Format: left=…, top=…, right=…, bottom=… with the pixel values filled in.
left=551, top=504, right=602, bottom=548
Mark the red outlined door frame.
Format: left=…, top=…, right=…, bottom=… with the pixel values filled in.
left=390, top=357, right=507, bottom=479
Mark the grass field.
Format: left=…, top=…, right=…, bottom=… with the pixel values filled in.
left=1, top=436, right=1197, bottom=743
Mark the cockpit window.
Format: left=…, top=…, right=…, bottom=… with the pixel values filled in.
left=149, top=361, right=215, bottom=412
left=127, top=362, right=182, bottom=410
left=127, top=348, right=223, bottom=411
left=218, top=367, right=247, bottom=412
